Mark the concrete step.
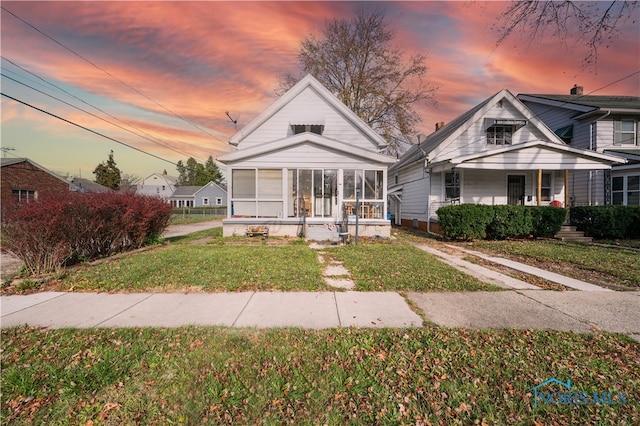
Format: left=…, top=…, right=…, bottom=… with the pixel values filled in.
left=555, top=225, right=592, bottom=243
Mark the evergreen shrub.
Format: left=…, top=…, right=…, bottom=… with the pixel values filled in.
left=570, top=206, right=640, bottom=239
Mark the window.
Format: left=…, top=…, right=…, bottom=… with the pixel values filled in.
left=487, top=125, right=514, bottom=145
left=291, top=124, right=324, bottom=135
left=612, top=175, right=640, bottom=205
left=342, top=169, right=384, bottom=219
left=202, top=197, right=210, bottom=206
left=614, top=119, right=637, bottom=145
left=540, top=173, right=552, bottom=202
left=485, top=119, right=526, bottom=145
left=215, top=197, right=223, bottom=206
left=287, top=169, right=336, bottom=218
left=12, top=189, right=36, bottom=202
left=230, top=169, right=283, bottom=218
left=445, top=171, right=460, bottom=200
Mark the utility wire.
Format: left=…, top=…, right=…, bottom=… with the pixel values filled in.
left=1, top=71, right=202, bottom=160
left=1, top=5, right=226, bottom=144
left=1, top=91, right=179, bottom=167
left=1, top=56, right=199, bottom=159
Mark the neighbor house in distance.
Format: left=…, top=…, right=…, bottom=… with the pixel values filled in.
left=135, top=171, right=177, bottom=200
left=1, top=158, right=70, bottom=206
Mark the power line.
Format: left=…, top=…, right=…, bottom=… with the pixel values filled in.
left=1, top=5, right=227, bottom=145
left=1, top=91, right=179, bottom=167
left=1, top=63, right=199, bottom=160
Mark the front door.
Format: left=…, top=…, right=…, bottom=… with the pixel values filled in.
left=507, top=175, right=525, bottom=205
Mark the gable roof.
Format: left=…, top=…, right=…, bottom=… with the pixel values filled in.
left=70, top=177, right=113, bottom=193
left=228, top=74, right=387, bottom=149
left=219, top=132, right=396, bottom=164
left=391, top=89, right=564, bottom=172
left=170, top=182, right=227, bottom=197
left=518, top=94, right=640, bottom=116
left=1, top=157, right=70, bottom=185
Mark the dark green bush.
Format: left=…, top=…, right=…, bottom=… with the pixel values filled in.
left=570, top=206, right=640, bottom=239
left=530, top=206, right=568, bottom=238
left=487, top=205, right=533, bottom=240
left=436, top=204, right=493, bottom=240
left=437, top=204, right=568, bottom=241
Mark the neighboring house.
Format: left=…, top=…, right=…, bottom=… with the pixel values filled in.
left=1, top=157, right=70, bottom=206
left=518, top=86, right=640, bottom=206
left=217, top=74, right=396, bottom=240
left=168, top=181, right=227, bottom=208
left=388, top=89, right=626, bottom=233
left=135, top=171, right=177, bottom=200
left=69, top=177, right=113, bottom=193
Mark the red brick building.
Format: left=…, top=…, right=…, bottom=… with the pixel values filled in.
left=1, top=158, right=70, bottom=207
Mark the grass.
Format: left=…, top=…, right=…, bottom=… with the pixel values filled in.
left=169, top=213, right=224, bottom=225
left=52, top=230, right=499, bottom=293
left=325, top=240, right=500, bottom=292
left=463, top=239, right=640, bottom=288
left=2, top=326, right=638, bottom=425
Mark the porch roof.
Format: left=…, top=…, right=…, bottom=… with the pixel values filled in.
left=429, top=141, right=627, bottom=172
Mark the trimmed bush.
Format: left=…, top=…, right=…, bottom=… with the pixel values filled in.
left=1, top=192, right=172, bottom=275
left=487, top=205, right=533, bottom=240
left=570, top=206, right=640, bottom=239
left=530, top=206, right=568, bottom=238
left=437, top=204, right=568, bottom=241
left=436, top=204, right=494, bottom=240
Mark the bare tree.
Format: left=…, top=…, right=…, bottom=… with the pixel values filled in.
left=493, top=1, right=638, bottom=70
left=278, top=7, right=437, bottom=155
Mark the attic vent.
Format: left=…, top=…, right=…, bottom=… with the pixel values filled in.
left=291, top=124, right=324, bottom=135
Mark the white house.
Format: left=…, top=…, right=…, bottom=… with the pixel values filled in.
left=389, top=89, right=626, bottom=233
left=168, top=182, right=227, bottom=208
left=518, top=87, right=640, bottom=206
left=136, top=171, right=177, bottom=200
left=217, top=74, right=396, bottom=240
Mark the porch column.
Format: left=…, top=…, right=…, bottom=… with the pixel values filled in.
left=564, top=170, right=569, bottom=207
left=537, top=169, right=542, bottom=206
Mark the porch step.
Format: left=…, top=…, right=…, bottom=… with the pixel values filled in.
left=554, top=225, right=593, bottom=243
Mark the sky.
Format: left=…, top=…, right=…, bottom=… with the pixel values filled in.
left=1, top=1, right=639, bottom=181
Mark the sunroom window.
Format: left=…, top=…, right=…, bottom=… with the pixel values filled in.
left=343, top=169, right=384, bottom=219
left=231, top=169, right=283, bottom=218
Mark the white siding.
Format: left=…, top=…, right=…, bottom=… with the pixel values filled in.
left=458, top=146, right=615, bottom=170
left=238, top=87, right=378, bottom=152
left=430, top=100, right=556, bottom=161
left=397, top=164, right=430, bottom=222
left=229, top=143, right=387, bottom=169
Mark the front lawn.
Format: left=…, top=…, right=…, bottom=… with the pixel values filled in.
left=462, top=240, right=640, bottom=288
left=326, top=241, right=499, bottom=292
left=51, top=230, right=497, bottom=293
left=2, top=326, right=638, bottom=425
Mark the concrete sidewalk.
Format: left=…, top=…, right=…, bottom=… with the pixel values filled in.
left=409, top=290, right=640, bottom=339
left=0, top=291, right=422, bottom=329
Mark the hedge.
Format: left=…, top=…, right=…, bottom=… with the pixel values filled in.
left=1, top=192, right=173, bottom=275
left=436, top=204, right=567, bottom=241
left=570, top=206, right=640, bottom=239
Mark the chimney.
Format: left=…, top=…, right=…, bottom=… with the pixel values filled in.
left=570, top=84, right=583, bottom=95
left=435, top=121, right=445, bottom=131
